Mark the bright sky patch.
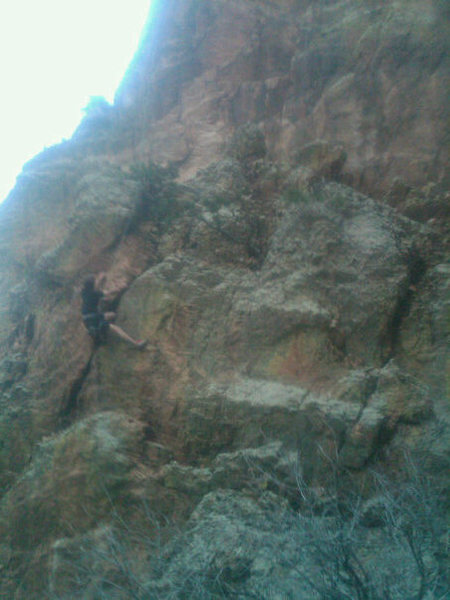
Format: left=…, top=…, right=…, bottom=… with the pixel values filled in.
left=0, top=0, right=152, bottom=201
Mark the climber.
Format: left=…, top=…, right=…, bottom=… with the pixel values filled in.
left=81, top=273, right=147, bottom=348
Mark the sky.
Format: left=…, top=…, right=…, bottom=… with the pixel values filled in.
left=0, top=0, right=153, bottom=202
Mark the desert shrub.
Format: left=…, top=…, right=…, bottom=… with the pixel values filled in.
left=281, top=174, right=331, bottom=207
left=72, top=97, right=115, bottom=151
left=47, top=508, right=249, bottom=600
left=46, top=446, right=449, bottom=600
left=0, top=352, right=28, bottom=391
left=226, top=124, right=266, bottom=165
left=291, top=448, right=449, bottom=600
left=127, top=161, right=180, bottom=232
left=283, top=184, right=311, bottom=205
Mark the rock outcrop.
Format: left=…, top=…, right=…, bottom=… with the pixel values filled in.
left=0, top=1, right=448, bottom=598
left=115, top=0, right=449, bottom=195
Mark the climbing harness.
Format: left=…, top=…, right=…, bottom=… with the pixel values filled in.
left=82, top=312, right=109, bottom=344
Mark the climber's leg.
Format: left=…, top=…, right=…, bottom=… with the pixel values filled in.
left=109, top=323, right=147, bottom=349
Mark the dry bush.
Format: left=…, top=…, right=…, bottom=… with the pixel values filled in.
left=47, top=446, right=449, bottom=600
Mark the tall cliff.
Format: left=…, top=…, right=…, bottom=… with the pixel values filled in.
left=0, top=1, right=448, bottom=598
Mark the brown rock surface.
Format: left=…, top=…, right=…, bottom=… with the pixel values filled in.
left=116, top=0, right=449, bottom=196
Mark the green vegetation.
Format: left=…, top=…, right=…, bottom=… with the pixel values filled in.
left=127, top=161, right=180, bottom=232
left=0, top=353, right=27, bottom=391
left=283, top=184, right=311, bottom=205
left=226, top=124, right=267, bottom=165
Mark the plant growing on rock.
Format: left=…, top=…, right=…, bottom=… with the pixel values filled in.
left=226, top=124, right=267, bottom=166
left=72, top=96, right=115, bottom=152
left=127, top=161, right=180, bottom=234
left=44, top=445, right=449, bottom=600
left=288, top=445, right=449, bottom=600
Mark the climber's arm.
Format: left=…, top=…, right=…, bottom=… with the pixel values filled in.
left=102, top=282, right=128, bottom=304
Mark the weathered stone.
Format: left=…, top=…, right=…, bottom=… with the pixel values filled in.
left=116, top=0, right=449, bottom=196
left=35, top=169, right=141, bottom=282
left=0, top=412, right=146, bottom=548
left=160, top=462, right=213, bottom=495
left=372, top=361, right=434, bottom=427
left=294, top=140, right=347, bottom=181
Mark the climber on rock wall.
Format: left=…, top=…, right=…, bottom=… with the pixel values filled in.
left=81, top=273, right=147, bottom=348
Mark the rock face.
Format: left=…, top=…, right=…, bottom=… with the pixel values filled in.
left=116, top=0, right=449, bottom=195
left=0, top=1, right=448, bottom=598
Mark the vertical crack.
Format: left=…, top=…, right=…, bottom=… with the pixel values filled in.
left=58, top=352, right=94, bottom=429
left=383, top=246, right=427, bottom=363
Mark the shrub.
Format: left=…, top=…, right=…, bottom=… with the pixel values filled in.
left=226, top=124, right=266, bottom=165
left=292, top=449, right=449, bottom=600
left=127, top=161, right=180, bottom=232
left=283, top=184, right=311, bottom=205
left=45, top=448, right=449, bottom=600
